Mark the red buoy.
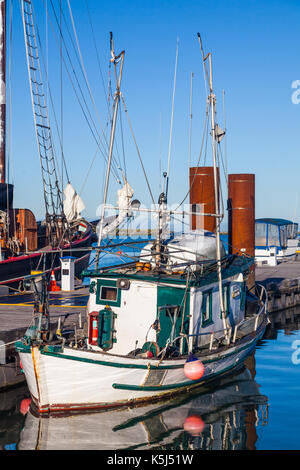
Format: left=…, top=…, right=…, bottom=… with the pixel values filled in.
left=184, top=355, right=205, bottom=380
left=184, top=415, right=205, bottom=436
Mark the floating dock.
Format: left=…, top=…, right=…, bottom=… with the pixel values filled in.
left=256, top=259, right=300, bottom=313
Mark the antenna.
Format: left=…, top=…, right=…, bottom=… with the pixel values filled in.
left=95, top=33, right=125, bottom=270
left=197, top=32, right=228, bottom=342
left=166, top=37, right=179, bottom=200
left=188, top=72, right=194, bottom=168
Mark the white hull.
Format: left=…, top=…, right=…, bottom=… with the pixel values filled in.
left=18, top=368, right=267, bottom=450
left=17, top=319, right=266, bottom=414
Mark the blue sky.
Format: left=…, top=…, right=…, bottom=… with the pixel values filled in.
left=7, top=0, right=300, bottom=228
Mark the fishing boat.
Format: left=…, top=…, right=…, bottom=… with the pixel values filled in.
left=17, top=365, right=268, bottom=450
left=16, top=32, right=269, bottom=414
left=0, top=0, right=96, bottom=289
left=255, top=218, right=299, bottom=266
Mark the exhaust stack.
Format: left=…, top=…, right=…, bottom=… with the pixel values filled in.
left=228, top=173, right=255, bottom=290
left=189, top=166, right=219, bottom=232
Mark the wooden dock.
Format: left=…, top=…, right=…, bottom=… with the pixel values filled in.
left=0, top=283, right=89, bottom=391
left=256, top=259, right=300, bottom=313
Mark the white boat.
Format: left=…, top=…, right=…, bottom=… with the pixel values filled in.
left=255, top=218, right=299, bottom=266
left=16, top=30, right=269, bottom=415
left=17, top=366, right=268, bottom=450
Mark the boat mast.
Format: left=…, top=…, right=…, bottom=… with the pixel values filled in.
left=21, top=0, right=65, bottom=247
left=0, top=0, right=6, bottom=184
left=95, top=33, right=125, bottom=270
left=198, top=34, right=228, bottom=340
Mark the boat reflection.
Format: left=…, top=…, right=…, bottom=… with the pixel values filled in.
left=18, top=356, right=268, bottom=451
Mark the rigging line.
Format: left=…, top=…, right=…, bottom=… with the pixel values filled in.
left=7, top=0, right=13, bottom=184
left=85, top=0, right=109, bottom=112
left=188, top=72, right=194, bottom=169
left=159, top=112, right=162, bottom=193
left=166, top=36, right=179, bottom=199
left=44, top=1, right=112, bottom=167
left=173, top=102, right=209, bottom=211
left=65, top=0, right=123, bottom=172
left=218, top=142, right=228, bottom=185
left=119, top=103, right=127, bottom=181
left=79, top=146, right=99, bottom=196
left=120, top=94, right=156, bottom=205
left=60, top=0, right=63, bottom=192
left=33, top=8, right=70, bottom=184
left=22, top=1, right=64, bottom=222
left=47, top=0, right=114, bottom=162
left=222, top=89, right=228, bottom=179
left=41, top=0, right=121, bottom=184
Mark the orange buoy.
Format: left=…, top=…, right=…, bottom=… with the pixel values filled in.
left=20, top=398, right=31, bottom=416
left=184, top=415, right=205, bottom=436
left=184, top=354, right=205, bottom=380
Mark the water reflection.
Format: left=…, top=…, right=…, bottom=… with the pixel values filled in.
left=0, top=385, right=30, bottom=450
left=16, top=358, right=268, bottom=450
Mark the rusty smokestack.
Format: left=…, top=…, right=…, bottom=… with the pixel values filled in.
left=228, top=173, right=255, bottom=289
left=189, top=166, right=219, bottom=232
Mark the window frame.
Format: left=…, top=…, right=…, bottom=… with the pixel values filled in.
left=202, top=289, right=213, bottom=327
left=96, top=279, right=121, bottom=307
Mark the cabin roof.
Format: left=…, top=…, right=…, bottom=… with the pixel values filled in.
left=255, top=218, right=294, bottom=226
left=82, top=255, right=253, bottom=288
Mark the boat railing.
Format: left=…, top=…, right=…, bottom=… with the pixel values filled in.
left=163, top=283, right=268, bottom=353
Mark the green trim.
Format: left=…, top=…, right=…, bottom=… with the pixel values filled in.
left=19, top=319, right=266, bottom=371
left=112, top=347, right=258, bottom=392
left=240, top=281, right=246, bottom=310
left=82, top=256, right=254, bottom=289
left=202, top=289, right=213, bottom=327
left=221, top=283, right=230, bottom=319
left=41, top=350, right=182, bottom=369
left=112, top=379, right=202, bottom=391
left=40, top=323, right=264, bottom=367
left=15, top=341, right=31, bottom=353
left=96, top=279, right=121, bottom=307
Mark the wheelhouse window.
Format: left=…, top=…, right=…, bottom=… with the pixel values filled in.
left=221, top=284, right=230, bottom=318
left=100, top=286, right=117, bottom=302
left=240, top=281, right=246, bottom=310
left=96, top=279, right=121, bottom=307
left=202, top=290, right=213, bottom=326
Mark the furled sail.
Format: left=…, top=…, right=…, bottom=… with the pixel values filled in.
left=63, top=183, right=85, bottom=222
left=96, top=180, right=139, bottom=237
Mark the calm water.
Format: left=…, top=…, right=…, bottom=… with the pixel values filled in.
left=1, top=237, right=300, bottom=450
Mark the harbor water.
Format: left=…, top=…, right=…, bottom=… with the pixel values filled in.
left=1, top=237, right=300, bottom=450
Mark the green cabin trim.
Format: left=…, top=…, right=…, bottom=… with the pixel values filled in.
left=221, top=283, right=231, bottom=319
left=96, top=279, right=121, bottom=307
left=202, top=289, right=213, bottom=327
left=156, top=285, right=190, bottom=353
left=82, top=255, right=253, bottom=290
left=240, top=280, right=246, bottom=310
left=111, top=351, right=256, bottom=392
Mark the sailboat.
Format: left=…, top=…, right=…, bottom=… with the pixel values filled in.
left=0, top=0, right=96, bottom=289
left=16, top=32, right=269, bottom=414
